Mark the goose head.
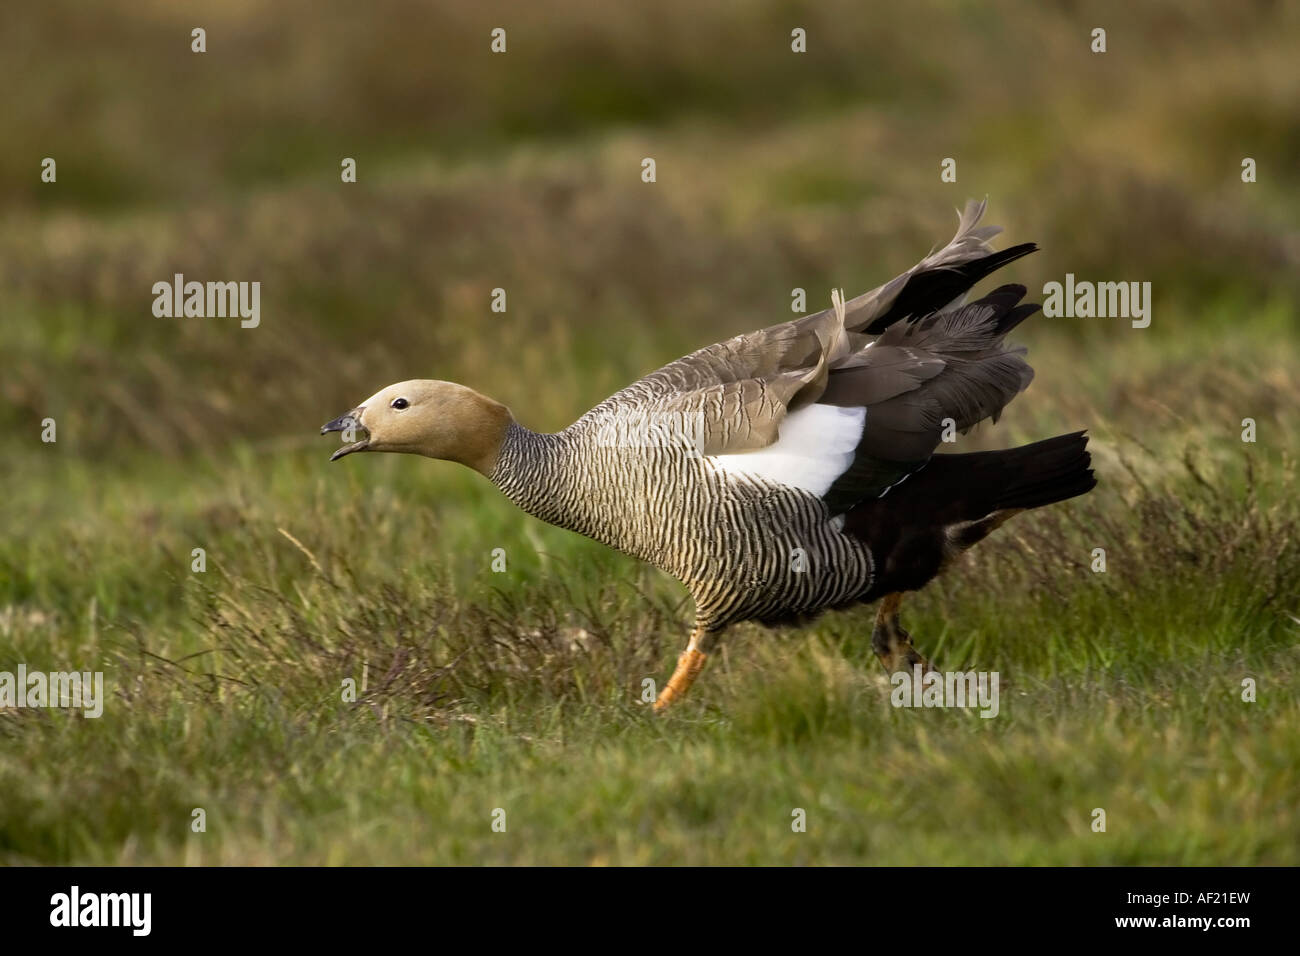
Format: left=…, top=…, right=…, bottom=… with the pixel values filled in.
left=321, top=379, right=512, bottom=476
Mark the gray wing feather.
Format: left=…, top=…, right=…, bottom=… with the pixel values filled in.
left=595, top=201, right=1035, bottom=501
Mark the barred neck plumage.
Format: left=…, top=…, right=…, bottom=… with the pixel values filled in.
left=488, top=421, right=586, bottom=530
left=487, top=413, right=691, bottom=561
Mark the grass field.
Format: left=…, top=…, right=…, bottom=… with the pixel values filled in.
left=2, top=1, right=1298, bottom=864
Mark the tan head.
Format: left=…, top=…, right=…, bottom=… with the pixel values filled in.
left=321, top=379, right=513, bottom=476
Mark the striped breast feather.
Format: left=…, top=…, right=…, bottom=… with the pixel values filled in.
left=709, top=402, right=866, bottom=497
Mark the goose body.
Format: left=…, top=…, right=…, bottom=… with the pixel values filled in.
left=489, top=411, right=876, bottom=632
left=323, top=200, right=1096, bottom=710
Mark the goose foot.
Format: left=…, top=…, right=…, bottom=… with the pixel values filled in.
left=872, top=593, right=930, bottom=675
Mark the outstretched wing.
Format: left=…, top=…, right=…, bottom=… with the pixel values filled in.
left=600, top=200, right=1040, bottom=511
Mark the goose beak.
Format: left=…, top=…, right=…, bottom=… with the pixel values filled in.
left=321, top=409, right=369, bottom=461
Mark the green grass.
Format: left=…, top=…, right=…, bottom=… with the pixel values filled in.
left=2, top=0, right=1298, bottom=864
left=4, top=422, right=1297, bottom=864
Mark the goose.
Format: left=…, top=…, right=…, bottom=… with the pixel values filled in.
left=322, top=200, right=1096, bottom=712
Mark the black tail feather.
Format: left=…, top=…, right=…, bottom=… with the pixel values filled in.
left=915, top=431, right=1096, bottom=519
left=847, top=432, right=1096, bottom=598
left=985, top=431, right=1096, bottom=511
left=864, top=242, right=1039, bottom=335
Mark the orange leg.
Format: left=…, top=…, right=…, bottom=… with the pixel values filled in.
left=653, top=630, right=711, bottom=713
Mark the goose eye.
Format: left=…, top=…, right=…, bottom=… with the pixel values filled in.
left=390, top=397, right=409, bottom=410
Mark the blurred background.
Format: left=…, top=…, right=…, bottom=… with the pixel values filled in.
left=1, top=0, right=1298, bottom=864
left=3, top=0, right=1297, bottom=465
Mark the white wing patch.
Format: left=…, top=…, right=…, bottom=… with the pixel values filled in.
left=709, top=403, right=866, bottom=496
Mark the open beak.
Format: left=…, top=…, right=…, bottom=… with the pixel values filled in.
left=320, top=409, right=369, bottom=461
